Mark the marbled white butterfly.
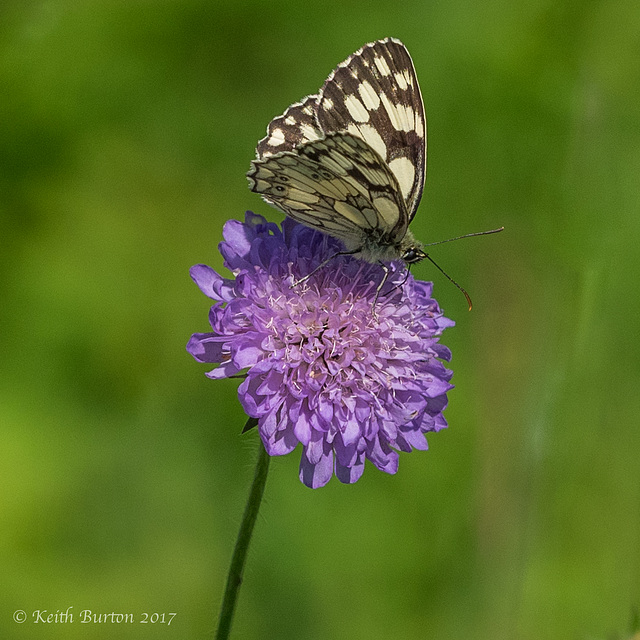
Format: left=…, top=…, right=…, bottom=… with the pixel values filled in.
left=247, top=38, right=501, bottom=302
left=247, top=37, right=426, bottom=266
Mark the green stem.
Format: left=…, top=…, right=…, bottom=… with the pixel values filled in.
left=214, top=442, right=270, bottom=640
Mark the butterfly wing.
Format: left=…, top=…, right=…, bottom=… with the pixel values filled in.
left=315, top=38, right=426, bottom=222
left=248, top=132, right=409, bottom=256
left=256, top=95, right=323, bottom=159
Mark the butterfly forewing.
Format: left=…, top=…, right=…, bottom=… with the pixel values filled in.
left=256, top=95, right=323, bottom=159
left=248, top=133, right=409, bottom=250
left=315, top=38, right=426, bottom=219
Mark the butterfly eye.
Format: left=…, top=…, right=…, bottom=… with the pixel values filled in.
left=273, top=185, right=287, bottom=193
left=402, top=247, right=426, bottom=264
left=276, top=176, right=290, bottom=183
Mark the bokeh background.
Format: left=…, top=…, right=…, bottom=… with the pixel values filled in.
left=2, top=1, right=639, bottom=638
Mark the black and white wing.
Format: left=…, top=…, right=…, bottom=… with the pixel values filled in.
left=247, top=132, right=409, bottom=252
left=255, top=95, right=323, bottom=159
left=316, top=38, right=425, bottom=222
left=249, top=38, right=425, bottom=253
left=253, top=39, right=425, bottom=219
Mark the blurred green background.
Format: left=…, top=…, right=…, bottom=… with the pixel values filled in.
left=2, top=0, right=639, bottom=638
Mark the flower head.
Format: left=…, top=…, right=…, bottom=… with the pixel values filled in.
left=187, top=212, right=454, bottom=488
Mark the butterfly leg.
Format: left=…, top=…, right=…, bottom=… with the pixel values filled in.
left=370, top=261, right=394, bottom=320
left=292, top=248, right=360, bottom=287
left=384, top=264, right=411, bottom=297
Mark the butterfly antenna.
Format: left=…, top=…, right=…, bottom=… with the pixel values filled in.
left=423, top=227, right=504, bottom=248
left=424, top=254, right=473, bottom=311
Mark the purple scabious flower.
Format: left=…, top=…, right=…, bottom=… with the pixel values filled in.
left=187, top=212, right=455, bottom=488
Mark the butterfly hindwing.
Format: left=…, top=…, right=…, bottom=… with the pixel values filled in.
left=248, top=132, right=409, bottom=250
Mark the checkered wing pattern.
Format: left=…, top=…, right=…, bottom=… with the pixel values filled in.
left=249, top=38, right=426, bottom=258
left=248, top=132, right=408, bottom=250
left=256, top=95, right=323, bottom=159
left=316, top=38, right=425, bottom=221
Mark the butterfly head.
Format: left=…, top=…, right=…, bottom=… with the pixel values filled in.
left=401, top=246, right=427, bottom=264
left=397, top=230, right=426, bottom=265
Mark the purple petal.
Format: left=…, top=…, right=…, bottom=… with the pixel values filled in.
left=231, top=336, right=265, bottom=369
left=263, top=426, right=298, bottom=456
left=335, top=455, right=365, bottom=484
left=186, top=333, right=226, bottom=363
left=189, top=264, right=235, bottom=301
left=293, top=415, right=312, bottom=446
left=205, top=361, right=241, bottom=379
left=299, top=447, right=334, bottom=489
left=399, top=428, right=429, bottom=451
